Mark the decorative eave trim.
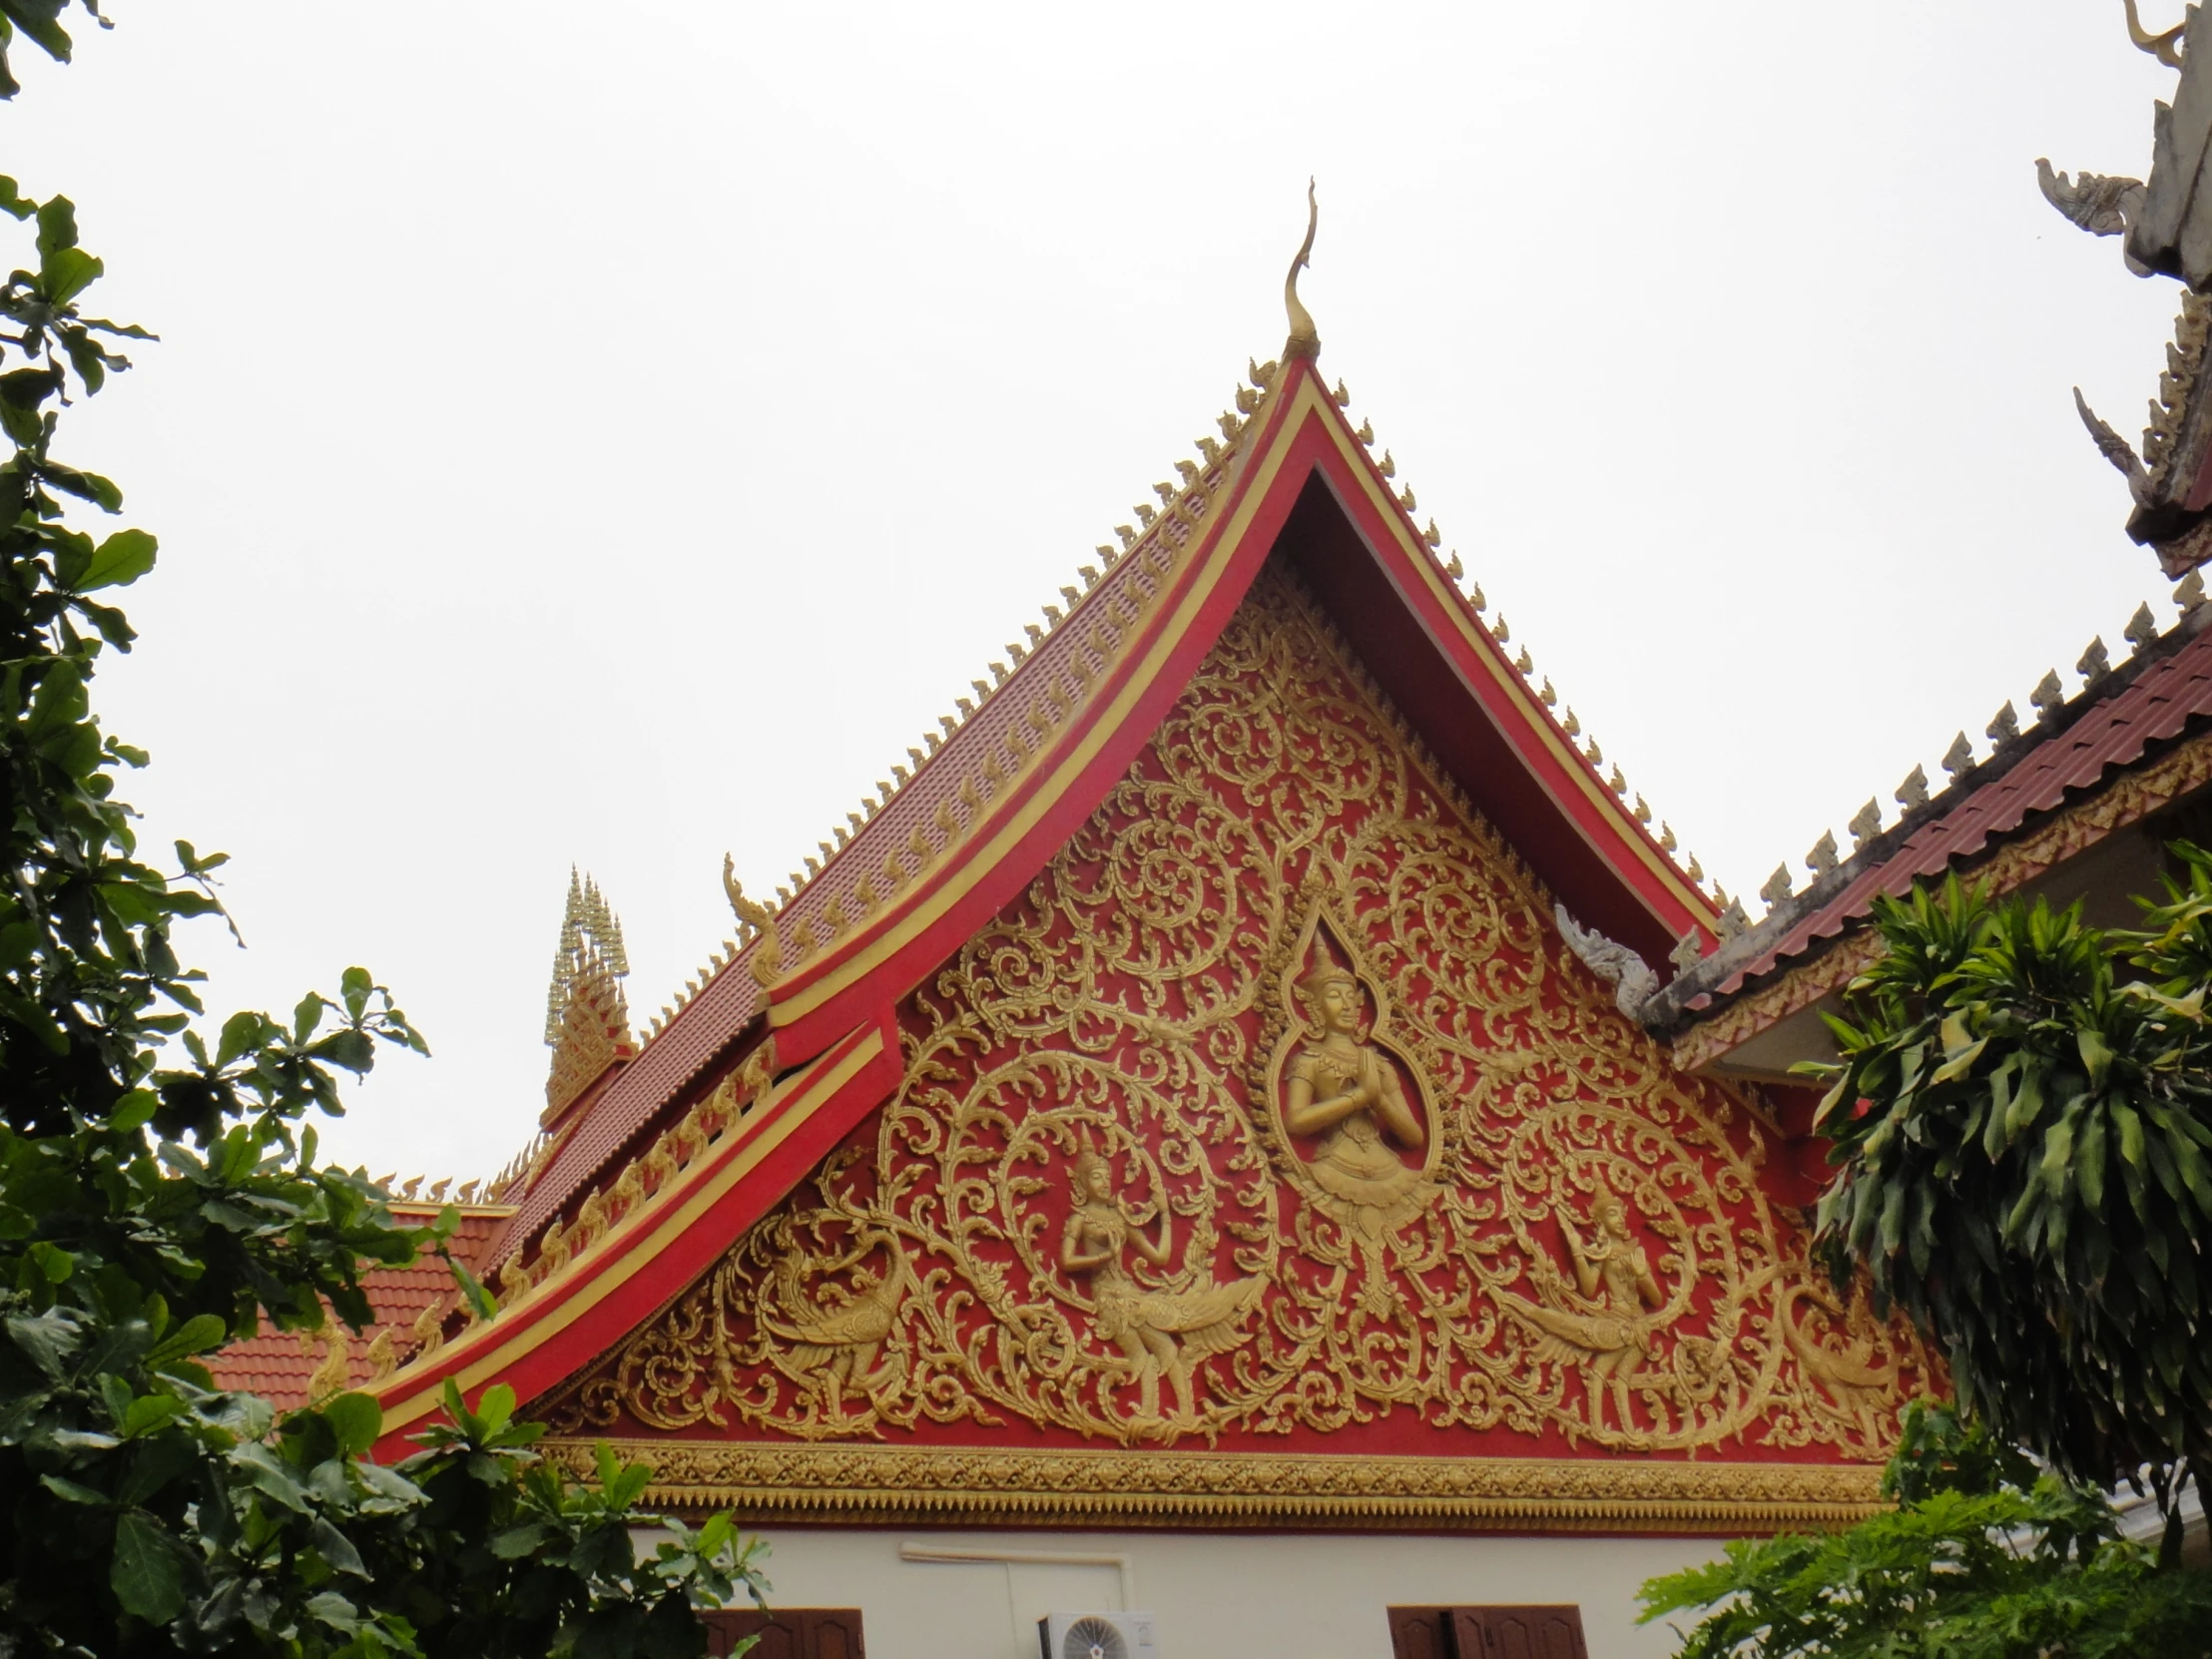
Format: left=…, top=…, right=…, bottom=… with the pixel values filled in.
left=1672, top=723, right=2212, bottom=1073
left=367, top=1013, right=902, bottom=1456
left=542, top=1439, right=1886, bottom=1535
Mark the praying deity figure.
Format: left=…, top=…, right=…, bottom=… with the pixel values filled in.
left=1058, top=1138, right=1261, bottom=1427
left=1283, top=961, right=1428, bottom=1212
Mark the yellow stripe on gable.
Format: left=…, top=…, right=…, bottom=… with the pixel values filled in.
left=770, top=382, right=1322, bottom=1027
left=374, top=1026, right=884, bottom=1434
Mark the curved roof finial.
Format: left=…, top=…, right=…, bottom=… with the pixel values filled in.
left=2126, top=0, right=2185, bottom=67
left=1284, top=178, right=1321, bottom=359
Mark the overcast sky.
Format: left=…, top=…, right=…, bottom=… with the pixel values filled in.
left=1, top=2, right=2190, bottom=1183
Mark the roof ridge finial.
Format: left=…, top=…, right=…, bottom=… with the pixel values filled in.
left=1284, top=178, right=1320, bottom=360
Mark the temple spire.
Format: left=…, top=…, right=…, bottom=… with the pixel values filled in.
left=542, top=867, right=635, bottom=1121
left=544, top=867, right=629, bottom=1045
left=1284, top=179, right=1321, bottom=360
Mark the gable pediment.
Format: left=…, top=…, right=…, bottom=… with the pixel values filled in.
left=534, top=568, right=1932, bottom=1528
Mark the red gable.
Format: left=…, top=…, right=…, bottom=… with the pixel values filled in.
left=362, top=312, right=1921, bottom=1529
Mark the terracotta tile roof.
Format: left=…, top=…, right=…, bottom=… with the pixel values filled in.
left=207, top=1205, right=510, bottom=1414
left=1659, top=610, right=2212, bottom=1026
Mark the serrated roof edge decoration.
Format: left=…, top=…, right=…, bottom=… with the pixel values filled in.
left=1649, top=578, right=2212, bottom=1054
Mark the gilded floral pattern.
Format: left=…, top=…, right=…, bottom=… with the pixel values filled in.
left=548, top=569, right=1931, bottom=1458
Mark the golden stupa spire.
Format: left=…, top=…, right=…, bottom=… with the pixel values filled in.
left=543, top=866, right=629, bottom=1046
left=1284, top=178, right=1320, bottom=360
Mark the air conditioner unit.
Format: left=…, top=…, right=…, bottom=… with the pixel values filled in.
left=1038, top=1610, right=1159, bottom=1659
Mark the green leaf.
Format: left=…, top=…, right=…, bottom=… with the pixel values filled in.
left=39, top=1473, right=108, bottom=1506
left=450, top=1259, right=496, bottom=1324
left=476, top=1382, right=517, bottom=1437
left=319, top=1391, right=381, bottom=1458
left=145, top=1313, right=225, bottom=1369
left=490, top=1521, right=557, bottom=1559
left=2004, top=1063, right=2046, bottom=1141
left=39, top=242, right=101, bottom=303
left=7, top=1309, right=82, bottom=1381
left=1931, top=1034, right=1987, bottom=1084
left=111, top=1510, right=192, bottom=1624
left=34, top=193, right=78, bottom=255
left=108, top=1090, right=158, bottom=1132
left=309, top=1516, right=369, bottom=1579
left=2077, top=1028, right=2115, bottom=1091
left=76, top=527, right=156, bottom=591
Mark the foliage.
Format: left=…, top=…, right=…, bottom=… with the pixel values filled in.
left=1805, top=862, right=2212, bottom=1520
left=0, top=12, right=766, bottom=1658
left=1640, top=1400, right=2212, bottom=1659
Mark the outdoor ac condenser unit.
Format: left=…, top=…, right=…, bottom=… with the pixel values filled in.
left=1037, top=1610, right=1159, bottom=1659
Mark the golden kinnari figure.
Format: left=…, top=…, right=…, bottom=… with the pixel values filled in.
left=1058, top=1134, right=1261, bottom=1427
left=1508, top=1182, right=1668, bottom=1434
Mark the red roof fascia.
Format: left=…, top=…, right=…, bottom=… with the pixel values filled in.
left=1700, top=622, right=2212, bottom=1003
left=1283, top=471, right=1709, bottom=966
left=370, top=1010, right=902, bottom=1457
left=764, top=375, right=1320, bottom=1063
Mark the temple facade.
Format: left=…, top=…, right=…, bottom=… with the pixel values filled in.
left=278, top=240, right=1975, bottom=1659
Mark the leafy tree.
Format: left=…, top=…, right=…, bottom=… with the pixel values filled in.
left=1640, top=1401, right=2212, bottom=1658
left=0, top=10, right=768, bottom=1656
left=1808, top=857, right=2212, bottom=1541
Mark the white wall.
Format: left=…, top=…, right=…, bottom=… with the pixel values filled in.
left=736, top=1526, right=1725, bottom=1659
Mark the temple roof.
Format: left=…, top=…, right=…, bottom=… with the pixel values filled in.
left=210, top=1204, right=510, bottom=1412
left=365, top=293, right=1722, bottom=1452
left=1657, top=589, right=2212, bottom=1071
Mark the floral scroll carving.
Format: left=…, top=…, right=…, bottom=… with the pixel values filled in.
left=547, top=568, right=1932, bottom=1460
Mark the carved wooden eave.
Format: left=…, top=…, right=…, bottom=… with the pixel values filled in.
left=367, top=348, right=1742, bottom=1491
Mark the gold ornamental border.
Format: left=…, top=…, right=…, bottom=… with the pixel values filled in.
left=1673, top=724, right=2212, bottom=1074
left=545, top=1438, right=1885, bottom=1534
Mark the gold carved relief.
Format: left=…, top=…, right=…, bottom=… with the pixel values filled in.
left=546, top=568, right=1931, bottom=1464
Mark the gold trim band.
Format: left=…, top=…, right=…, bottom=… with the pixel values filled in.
left=545, top=1438, right=1885, bottom=1534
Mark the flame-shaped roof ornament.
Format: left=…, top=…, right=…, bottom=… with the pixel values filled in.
left=1284, top=178, right=1320, bottom=360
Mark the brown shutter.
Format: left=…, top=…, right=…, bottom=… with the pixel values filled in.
left=1449, top=1606, right=1588, bottom=1659
left=807, top=1608, right=865, bottom=1659
left=698, top=1609, right=865, bottom=1659
left=1384, top=1606, right=1450, bottom=1659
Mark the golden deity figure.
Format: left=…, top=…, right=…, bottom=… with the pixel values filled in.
left=1511, top=1182, right=1668, bottom=1434
left=1058, top=1138, right=1262, bottom=1428
left=1282, top=960, right=1428, bottom=1214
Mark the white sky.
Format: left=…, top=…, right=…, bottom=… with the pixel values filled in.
left=1, top=2, right=2190, bottom=1182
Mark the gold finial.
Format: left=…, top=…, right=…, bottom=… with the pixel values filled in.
left=2126, top=0, right=2185, bottom=67
left=1284, top=178, right=1321, bottom=359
